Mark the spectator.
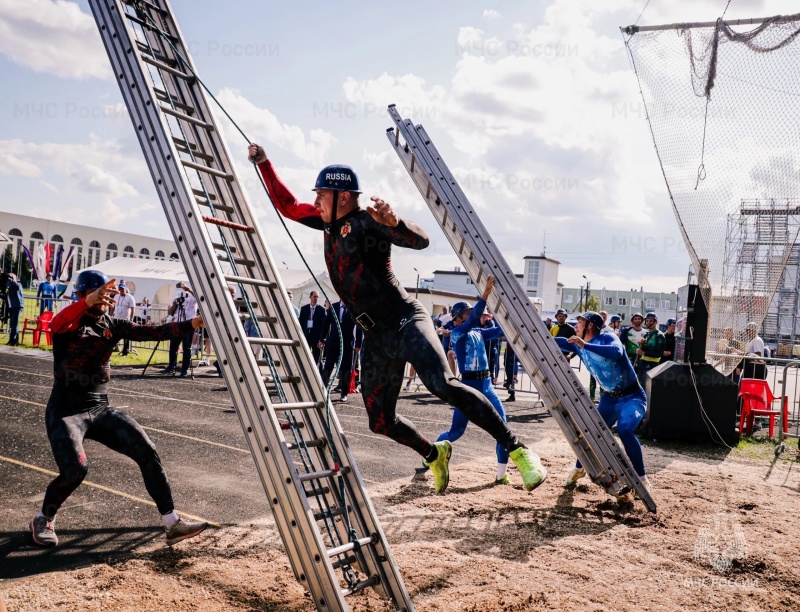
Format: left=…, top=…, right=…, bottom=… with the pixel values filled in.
left=608, top=314, right=622, bottom=336
left=37, top=273, right=56, bottom=315
left=111, top=282, right=136, bottom=356
left=620, top=312, right=646, bottom=363
left=5, top=273, right=24, bottom=346
left=743, top=322, right=767, bottom=380
left=135, top=297, right=151, bottom=325
left=481, top=308, right=501, bottom=384
left=661, top=318, right=676, bottom=363
left=299, top=290, right=326, bottom=364
left=287, top=290, right=300, bottom=317
left=162, top=282, right=197, bottom=377
left=319, top=300, right=363, bottom=401
left=503, top=341, right=518, bottom=402
left=715, top=326, right=744, bottom=382
left=551, top=308, right=576, bottom=361
left=635, top=312, right=665, bottom=387
left=544, top=317, right=553, bottom=329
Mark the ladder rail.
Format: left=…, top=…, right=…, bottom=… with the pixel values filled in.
left=385, top=107, right=656, bottom=511
left=90, top=1, right=414, bottom=609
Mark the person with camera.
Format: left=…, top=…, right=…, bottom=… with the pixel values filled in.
left=111, top=282, right=136, bottom=356
left=29, top=270, right=208, bottom=547
left=163, top=282, right=197, bottom=377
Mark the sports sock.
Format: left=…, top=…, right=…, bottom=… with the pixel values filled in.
left=162, top=511, right=179, bottom=530
left=496, top=464, right=508, bottom=479
left=424, top=446, right=438, bottom=463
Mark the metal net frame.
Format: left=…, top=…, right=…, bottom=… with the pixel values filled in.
left=624, top=14, right=800, bottom=373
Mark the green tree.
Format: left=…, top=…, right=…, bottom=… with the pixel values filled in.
left=0, top=245, right=12, bottom=272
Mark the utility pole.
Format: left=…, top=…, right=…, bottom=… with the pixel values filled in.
left=414, top=267, right=420, bottom=299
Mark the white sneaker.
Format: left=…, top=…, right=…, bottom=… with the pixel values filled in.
left=197, top=359, right=210, bottom=367
left=564, top=467, right=586, bottom=486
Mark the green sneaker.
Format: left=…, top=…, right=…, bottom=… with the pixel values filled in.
left=509, top=447, right=547, bottom=491
left=423, top=441, right=452, bottom=494
left=565, top=467, right=587, bottom=487
left=494, top=474, right=511, bottom=485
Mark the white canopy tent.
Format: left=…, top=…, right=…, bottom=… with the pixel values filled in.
left=66, top=257, right=337, bottom=309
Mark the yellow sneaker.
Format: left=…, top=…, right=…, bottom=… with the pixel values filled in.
left=509, top=447, right=547, bottom=491
left=423, top=441, right=452, bottom=494
left=494, top=474, right=511, bottom=485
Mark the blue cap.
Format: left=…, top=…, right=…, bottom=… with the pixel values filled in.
left=578, top=311, right=605, bottom=331
left=313, top=165, right=361, bottom=193
left=666, top=318, right=676, bottom=325
left=75, top=270, right=109, bottom=294
left=451, top=301, right=473, bottom=319
left=609, top=315, right=622, bottom=324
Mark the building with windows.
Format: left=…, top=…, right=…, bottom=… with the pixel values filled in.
left=432, top=268, right=524, bottom=297
left=560, top=287, right=677, bottom=323
left=523, top=255, right=562, bottom=311
left=0, top=212, right=178, bottom=281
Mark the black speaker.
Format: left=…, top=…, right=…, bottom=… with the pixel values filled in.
left=644, top=361, right=739, bottom=446
left=674, top=283, right=709, bottom=364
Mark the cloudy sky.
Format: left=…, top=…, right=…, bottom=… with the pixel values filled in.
left=0, top=0, right=795, bottom=293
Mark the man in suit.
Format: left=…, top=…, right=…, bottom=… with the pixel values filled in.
left=298, top=290, right=326, bottom=363
left=320, top=300, right=363, bottom=401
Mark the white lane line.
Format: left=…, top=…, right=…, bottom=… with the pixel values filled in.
left=0, top=453, right=220, bottom=527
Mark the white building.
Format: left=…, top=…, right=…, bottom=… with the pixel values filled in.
left=0, top=211, right=178, bottom=281
left=432, top=267, right=524, bottom=297
left=522, top=255, right=562, bottom=312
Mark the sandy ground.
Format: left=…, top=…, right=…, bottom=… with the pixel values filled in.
left=2, top=430, right=799, bottom=612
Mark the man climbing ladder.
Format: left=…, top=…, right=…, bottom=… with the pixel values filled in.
left=248, top=143, right=547, bottom=494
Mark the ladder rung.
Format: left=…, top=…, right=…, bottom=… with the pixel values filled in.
left=233, top=299, right=258, bottom=309
left=255, top=358, right=281, bottom=367
left=342, top=575, right=381, bottom=598
left=218, top=253, right=256, bottom=267
left=225, top=275, right=277, bottom=289
left=142, top=55, right=194, bottom=81
left=196, top=197, right=234, bottom=213
left=192, top=188, right=217, bottom=201
left=203, top=215, right=253, bottom=232
left=162, top=106, right=214, bottom=130
left=241, top=313, right=278, bottom=324
left=136, top=42, right=177, bottom=67
left=173, top=136, right=214, bottom=159
left=273, top=401, right=324, bottom=411
left=250, top=337, right=298, bottom=347
left=298, top=469, right=338, bottom=483
left=183, top=159, right=233, bottom=180
left=123, top=0, right=167, bottom=15
left=331, top=555, right=358, bottom=570
left=123, top=12, right=178, bottom=41
left=280, top=421, right=304, bottom=430
left=314, top=505, right=348, bottom=521
left=264, top=375, right=301, bottom=384
left=304, top=485, right=331, bottom=497
left=212, top=242, right=237, bottom=252
left=287, top=438, right=327, bottom=451
left=327, top=536, right=376, bottom=558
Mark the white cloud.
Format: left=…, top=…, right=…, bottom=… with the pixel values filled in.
left=213, top=88, right=336, bottom=168
left=482, top=9, right=501, bottom=20
left=0, top=0, right=111, bottom=80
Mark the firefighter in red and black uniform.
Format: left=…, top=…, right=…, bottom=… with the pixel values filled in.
left=248, top=143, right=547, bottom=494
left=29, top=270, right=208, bottom=548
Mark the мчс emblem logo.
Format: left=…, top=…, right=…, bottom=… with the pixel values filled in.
left=340, top=222, right=352, bottom=238
left=693, top=513, right=748, bottom=572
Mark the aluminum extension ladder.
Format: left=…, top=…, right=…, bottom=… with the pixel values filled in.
left=386, top=106, right=657, bottom=512
left=87, top=1, right=413, bottom=609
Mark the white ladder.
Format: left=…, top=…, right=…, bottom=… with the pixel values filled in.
left=386, top=105, right=656, bottom=512
left=86, top=1, right=414, bottom=609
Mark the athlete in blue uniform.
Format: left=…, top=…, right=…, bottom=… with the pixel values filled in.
left=554, top=311, right=651, bottom=502
left=436, top=277, right=545, bottom=487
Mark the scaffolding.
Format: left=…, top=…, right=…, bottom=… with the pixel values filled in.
left=720, top=199, right=800, bottom=358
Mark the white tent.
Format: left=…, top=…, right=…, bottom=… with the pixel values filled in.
left=67, top=257, right=193, bottom=306
left=67, top=257, right=338, bottom=309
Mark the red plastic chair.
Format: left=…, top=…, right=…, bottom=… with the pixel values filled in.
left=20, top=311, right=55, bottom=346
left=738, top=378, right=789, bottom=438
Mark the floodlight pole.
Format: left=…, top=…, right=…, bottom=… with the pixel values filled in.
left=622, top=13, right=799, bottom=35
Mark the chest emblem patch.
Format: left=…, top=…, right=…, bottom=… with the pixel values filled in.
left=340, top=222, right=352, bottom=238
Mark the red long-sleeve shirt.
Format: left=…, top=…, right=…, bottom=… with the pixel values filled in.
left=257, top=159, right=429, bottom=322
left=51, top=298, right=194, bottom=393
